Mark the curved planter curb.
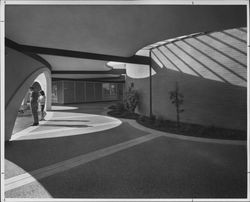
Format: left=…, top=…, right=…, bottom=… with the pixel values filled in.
left=105, top=109, right=247, bottom=146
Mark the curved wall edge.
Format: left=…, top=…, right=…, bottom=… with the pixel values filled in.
left=5, top=47, right=51, bottom=141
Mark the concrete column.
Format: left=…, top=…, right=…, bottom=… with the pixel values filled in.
left=5, top=47, right=51, bottom=141
left=149, top=50, right=152, bottom=117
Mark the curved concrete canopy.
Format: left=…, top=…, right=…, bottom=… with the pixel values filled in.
left=5, top=5, right=246, bottom=79
left=6, top=5, right=246, bottom=57
left=39, top=55, right=111, bottom=71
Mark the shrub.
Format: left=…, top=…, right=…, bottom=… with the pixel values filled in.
left=108, top=102, right=125, bottom=112
left=108, top=105, right=117, bottom=110
left=154, top=116, right=165, bottom=128
left=138, top=115, right=147, bottom=122
left=115, top=102, right=125, bottom=112
left=149, top=115, right=156, bottom=124
left=124, top=83, right=139, bottom=113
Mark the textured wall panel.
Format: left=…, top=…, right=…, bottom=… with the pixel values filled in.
left=95, top=83, right=102, bottom=101
left=75, top=81, right=84, bottom=103
left=63, top=80, right=75, bottom=103
left=86, top=82, right=95, bottom=102
left=57, top=80, right=64, bottom=104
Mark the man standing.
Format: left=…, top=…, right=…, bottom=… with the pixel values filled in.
left=29, top=86, right=39, bottom=126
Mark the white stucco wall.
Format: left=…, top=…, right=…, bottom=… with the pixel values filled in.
left=126, top=27, right=247, bottom=131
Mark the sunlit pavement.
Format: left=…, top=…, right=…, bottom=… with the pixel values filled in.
left=5, top=103, right=247, bottom=198
left=12, top=115, right=33, bottom=134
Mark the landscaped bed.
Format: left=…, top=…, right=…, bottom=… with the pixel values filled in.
left=107, top=103, right=247, bottom=141
left=107, top=109, right=139, bottom=120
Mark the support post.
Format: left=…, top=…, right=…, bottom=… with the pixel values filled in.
left=149, top=50, right=152, bottom=117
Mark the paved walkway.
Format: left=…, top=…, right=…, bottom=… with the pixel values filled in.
left=5, top=103, right=247, bottom=198
left=12, top=115, right=33, bottom=135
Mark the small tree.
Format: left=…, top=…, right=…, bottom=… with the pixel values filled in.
left=169, top=82, right=184, bottom=127
left=124, top=83, right=139, bottom=113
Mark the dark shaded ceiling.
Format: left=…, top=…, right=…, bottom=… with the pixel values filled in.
left=5, top=5, right=247, bottom=79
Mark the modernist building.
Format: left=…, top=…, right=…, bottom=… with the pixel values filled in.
left=2, top=2, right=249, bottom=200
left=4, top=5, right=247, bottom=141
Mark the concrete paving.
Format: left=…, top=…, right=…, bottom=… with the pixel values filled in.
left=12, top=115, right=33, bottom=134
left=5, top=103, right=247, bottom=198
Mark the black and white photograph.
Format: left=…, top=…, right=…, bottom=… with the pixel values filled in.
left=1, top=0, right=249, bottom=201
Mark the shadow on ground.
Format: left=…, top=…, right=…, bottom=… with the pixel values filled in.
left=47, top=120, right=90, bottom=122
left=50, top=102, right=116, bottom=115
left=5, top=103, right=248, bottom=198
left=40, top=124, right=91, bottom=128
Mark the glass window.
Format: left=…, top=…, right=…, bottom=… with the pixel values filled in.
left=110, top=84, right=116, bottom=95
left=102, top=83, right=110, bottom=97
left=52, top=82, right=58, bottom=103
left=102, top=83, right=117, bottom=97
